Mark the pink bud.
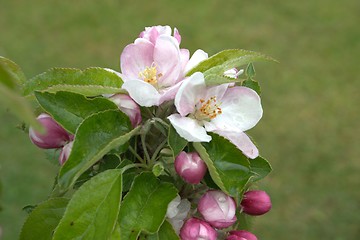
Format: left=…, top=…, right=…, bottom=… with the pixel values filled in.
left=241, top=190, right=272, bottom=216
left=198, top=190, right=237, bottom=229
left=180, top=218, right=217, bottom=240
left=29, top=113, right=71, bottom=149
left=139, top=25, right=181, bottom=44
left=227, top=230, right=258, bottom=240
left=174, top=151, right=207, bottom=184
left=110, top=94, right=142, bottom=127
left=59, top=141, right=73, bottom=165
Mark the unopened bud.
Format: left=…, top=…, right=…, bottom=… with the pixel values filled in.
left=174, top=151, right=207, bottom=184
left=227, top=230, right=258, bottom=240
left=29, top=113, right=71, bottom=149
left=241, top=190, right=272, bottom=216
left=59, top=141, right=73, bottom=165
left=180, top=218, right=217, bottom=240
left=110, top=94, right=142, bottom=127
left=198, top=190, right=237, bottom=229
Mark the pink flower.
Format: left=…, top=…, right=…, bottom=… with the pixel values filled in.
left=59, top=141, right=73, bottom=165
left=120, top=32, right=184, bottom=106
left=227, top=230, right=258, bottom=240
left=109, top=94, right=142, bottom=127
left=198, top=190, right=237, bottom=229
left=29, top=113, right=71, bottom=149
left=174, top=151, right=207, bottom=184
left=241, top=190, right=272, bottom=216
left=139, top=25, right=181, bottom=44
left=180, top=218, right=217, bottom=240
left=168, top=72, right=262, bottom=159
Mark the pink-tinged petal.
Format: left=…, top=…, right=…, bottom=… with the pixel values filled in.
left=174, top=27, right=181, bottom=44
left=168, top=114, right=211, bottom=142
left=120, top=38, right=154, bottom=80
left=203, top=83, right=230, bottom=103
left=158, top=80, right=184, bottom=105
left=213, top=130, right=259, bottom=159
left=211, top=86, right=263, bottom=132
left=174, top=72, right=205, bottom=117
left=122, top=79, right=161, bottom=107
left=154, top=35, right=181, bottom=87
left=184, top=49, right=208, bottom=74
left=179, top=49, right=190, bottom=77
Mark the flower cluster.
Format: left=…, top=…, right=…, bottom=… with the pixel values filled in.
left=25, top=25, right=273, bottom=239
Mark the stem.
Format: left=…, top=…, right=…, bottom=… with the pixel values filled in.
left=150, top=138, right=167, bottom=165
left=128, top=145, right=146, bottom=164
left=152, top=117, right=170, bottom=128
left=121, top=163, right=147, bottom=173
left=141, top=133, right=151, bottom=164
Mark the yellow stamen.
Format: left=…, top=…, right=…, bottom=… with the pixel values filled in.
left=138, top=63, right=162, bottom=86
left=195, top=96, right=222, bottom=121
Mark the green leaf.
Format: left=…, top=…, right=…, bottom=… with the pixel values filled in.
left=249, top=156, right=272, bottom=182
left=23, top=67, right=124, bottom=97
left=193, top=133, right=252, bottom=197
left=118, top=172, right=178, bottom=240
left=168, top=125, right=187, bottom=157
left=52, top=169, right=122, bottom=240
left=186, top=49, right=276, bottom=78
left=57, top=110, right=139, bottom=193
left=204, top=74, right=242, bottom=86
left=110, top=223, right=121, bottom=240
left=246, top=63, right=256, bottom=78
left=147, top=220, right=179, bottom=240
left=0, top=56, right=26, bottom=89
left=19, top=198, right=69, bottom=240
left=0, top=57, right=41, bottom=131
left=35, top=91, right=118, bottom=133
left=242, top=79, right=261, bottom=95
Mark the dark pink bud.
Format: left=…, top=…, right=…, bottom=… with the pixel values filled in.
left=29, top=113, right=71, bottom=149
left=110, top=94, right=142, bottom=127
left=198, top=190, right=237, bottom=229
left=227, top=230, right=258, bottom=240
left=180, top=218, right=217, bottom=240
left=174, top=151, right=207, bottom=184
left=59, top=141, right=73, bottom=165
left=241, top=190, right=272, bottom=216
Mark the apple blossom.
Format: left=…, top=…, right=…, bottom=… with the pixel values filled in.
left=29, top=113, right=71, bottom=149
left=180, top=218, right=217, bottom=240
left=241, top=190, right=272, bottom=216
left=167, top=72, right=262, bottom=158
left=174, top=151, right=207, bottom=184
left=227, top=230, right=258, bottom=240
left=109, top=94, right=142, bottom=127
left=166, top=195, right=191, bottom=234
left=59, top=141, right=73, bottom=165
left=139, top=25, right=182, bottom=44
left=224, top=68, right=244, bottom=79
left=198, top=190, right=237, bottom=229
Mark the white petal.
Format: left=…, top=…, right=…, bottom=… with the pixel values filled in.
left=158, top=80, right=183, bottom=105
left=122, top=80, right=160, bottom=107
left=174, top=72, right=206, bottom=117
left=168, top=114, right=211, bottom=142
left=214, top=130, right=259, bottom=159
left=184, top=49, right=208, bottom=74
left=212, top=86, right=263, bottom=132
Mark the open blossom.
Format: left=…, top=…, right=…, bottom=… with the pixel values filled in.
left=180, top=218, right=217, bottom=240
left=167, top=72, right=263, bottom=159
left=29, top=113, right=72, bottom=149
left=109, top=94, right=142, bottom=127
left=198, top=190, right=237, bottom=229
left=175, top=151, right=207, bottom=184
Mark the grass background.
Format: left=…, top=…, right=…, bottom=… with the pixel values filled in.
left=0, top=0, right=359, bottom=239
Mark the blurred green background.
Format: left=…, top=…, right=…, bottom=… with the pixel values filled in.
left=1, top=0, right=359, bottom=239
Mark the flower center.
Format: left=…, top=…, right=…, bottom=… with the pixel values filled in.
left=194, top=96, right=222, bottom=121
left=138, top=63, right=163, bottom=86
